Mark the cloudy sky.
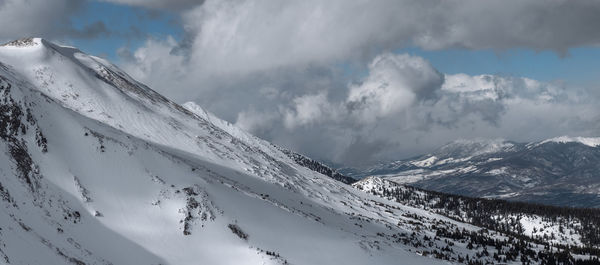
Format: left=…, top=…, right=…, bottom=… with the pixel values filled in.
left=2, top=0, right=600, bottom=166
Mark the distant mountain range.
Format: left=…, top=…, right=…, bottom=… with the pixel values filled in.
left=341, top=137, right=600, bottom=208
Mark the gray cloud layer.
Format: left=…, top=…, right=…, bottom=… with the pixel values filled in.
left=100, top=0, right=203, bottom=10
left=111, top=0, right=600, bottom=54
left=0, top=0, right=79, bottom=40
left=0, top=0, right=117, bottom=42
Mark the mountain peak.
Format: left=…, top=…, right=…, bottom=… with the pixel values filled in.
left=1, top=37, right=85, bottom=61
left=539, top=136, right=600, bottom=147
left=436, top=138, right=516, bottom=158
left=1, top=37, right=41, bottom=47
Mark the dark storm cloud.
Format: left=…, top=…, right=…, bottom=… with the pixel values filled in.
left=410, top=0, right=600, bottom=54
left=119, top=0, right=600, bottom=104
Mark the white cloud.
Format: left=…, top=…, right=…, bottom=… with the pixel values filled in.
left=346, top=53, right=443, bottom=123
left=283, top=92, right=336, bottom=129
left=232, top=54, right=600, bottom=165
left=118, top=37, right=189, bottom=92
left=279, top=53, right=444, bottom=128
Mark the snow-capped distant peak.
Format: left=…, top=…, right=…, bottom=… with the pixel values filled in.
left=437, top=138, right=515, bottom=157
left=411, top=156, right=437, bottom=167
left=539, top=136, right=600, bottom=147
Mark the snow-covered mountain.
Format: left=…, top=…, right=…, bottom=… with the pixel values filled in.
left=1, top=38, right=599, bottom=264
left=0, top=37, right=505, bottom=265
left=342, top=137, right=600, bottom=208
left=1, top=37, right=439, bottom=264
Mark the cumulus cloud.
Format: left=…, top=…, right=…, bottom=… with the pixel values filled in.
left=113, top=0, right=600, bottom=165
left=284, top=92, right=335, bottom=129
left=280, top=53, right=444, bottom=128
left=231, top=53, right=600, bottom=165
left=345, top=54, right=444, bottom=123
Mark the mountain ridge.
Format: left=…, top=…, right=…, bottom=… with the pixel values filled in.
left=343, top=137, right=600, bottom=208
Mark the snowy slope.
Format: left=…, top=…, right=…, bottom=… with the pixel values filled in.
left=353, top=176, right=600, bottom=263
left=0, top=38, right=461, bottom=264
left=183, top=101, right=355, bottom=184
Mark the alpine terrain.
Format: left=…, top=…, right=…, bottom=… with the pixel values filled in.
left=0, top=38, right=599, bottom=265
left=342, top=138, right=600, bottom=208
